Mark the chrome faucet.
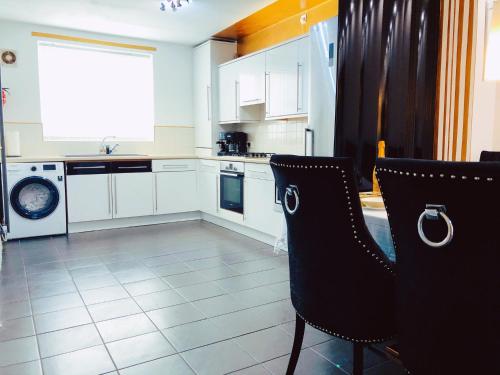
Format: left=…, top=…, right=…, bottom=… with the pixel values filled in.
left=100, top=136, right=120, bottom=155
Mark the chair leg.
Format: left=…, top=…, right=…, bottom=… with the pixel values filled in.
left=352, top=342, right=364, bottom=375
left=286, top=314, right=305, bottom=375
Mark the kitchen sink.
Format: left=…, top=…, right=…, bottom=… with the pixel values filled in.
left=64, top=153, right=147, bottom=157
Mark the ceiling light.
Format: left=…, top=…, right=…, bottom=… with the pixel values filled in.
left=160, top=0, right=190, bottom=12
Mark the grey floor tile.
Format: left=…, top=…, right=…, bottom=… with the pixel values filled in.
left=231, top=285, right=284, bottom=308
left=28, top=270, right=72, bottom=286
left=234, top=326, right=294, bottom=362
left=0, top=300, right=32, bottom=321
left=122, top=278, right=170, bottom=297
left=0, top=359, right=43, bottom=375
left=311, top=339, right=388, bottom=373
left=106, top=331, right=175, bottom=369
left=31, top=292, right=83, bottom=315
left=263, top=348, right=345, bottom=375
left=279, top=321, right=332, bottom=348
left=0, top=316, right=35, bottom=342
left=69, top=264, right=111, bottom=279
left=0, top=336, right=39, bottom=367
left=214, top=274, right=263, bottom=293
left=41, top=345, right=115, bottom=375
left=228, top=364, right=272, bottom=375
left=96, top=313, right=157, bottom=342
left=119, top=354, right=195, bottom=375
left=249, top=268, right=289, bottom=285
left=147, top=303, right=205, bottom=330
left=163, top=271, right=210, bottom=288
left=87, top=298, right=142, bottom=322
left=38, top=324, right=102, bottom=358
left=181, top=340, right=257, bottom=375
left=133, top=290, right=186, bottom=311
left=192, top=294, right=245, bottom=318
left=64, top=256, right=102, bottom=270
left=151, top=262, right=192, bottom=277
left=142, top=254, right=181, bottom=267
left=267, top=281, right=291, bottom=300
left=174, top=281, right=225, bottom=302
left=113, top=268, right=156, bottom=284
left=228, top=258, right=281, bottom=274
left=80, top=285, right=128, bottom=305
left=162, top=318, right=234, bottom=352
left=33, top=306, right=92, bottom=334
left=73, top=274, right=119, bottom=291
left=185, top=257, right=226, bottom=271
left=29, top=280, right=77, bottom=300
left=198, top=265, right=240, bottom=281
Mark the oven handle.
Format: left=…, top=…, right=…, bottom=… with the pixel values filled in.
left=220, top=172, right=243, bottom=177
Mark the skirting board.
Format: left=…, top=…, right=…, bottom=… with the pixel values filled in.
left=201, top=212, right=278, bottom=247
left=68, top=212, right=202, bottom=233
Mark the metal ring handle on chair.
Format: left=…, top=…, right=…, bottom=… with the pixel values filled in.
left=417, top=211, right=454, bottom=248
left=285, top=189, right=300, bottom=215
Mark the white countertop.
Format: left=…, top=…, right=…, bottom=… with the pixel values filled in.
left=5, top=155, right=272, bottom=164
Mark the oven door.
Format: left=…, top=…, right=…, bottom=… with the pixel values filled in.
left=220, top=172, right=244, bottom=214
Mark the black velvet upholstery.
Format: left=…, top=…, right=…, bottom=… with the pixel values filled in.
left=376, top=158, right=500, bottom=375
left=270, top=155, right=396, bottom=343
left=480, top=150, right=500, bottom=161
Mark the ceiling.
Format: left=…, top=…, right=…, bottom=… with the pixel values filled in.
left=0, top=0, right=277, bottom=45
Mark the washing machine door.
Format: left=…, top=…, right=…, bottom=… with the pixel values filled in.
left=10, top=177, right=60, bottom=220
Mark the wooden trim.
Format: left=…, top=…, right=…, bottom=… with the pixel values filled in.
left=461, top=0, right=475, bottom=161
left=451, top=0, right=464, bottom=160
left=31, top=32, right=157, bottom=52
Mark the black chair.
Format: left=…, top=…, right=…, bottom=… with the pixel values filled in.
left=376, top=158, right=500, bottom=375
left=480, top=150, right=500, bottom=161
left=270, top=155, right=396, bottom=375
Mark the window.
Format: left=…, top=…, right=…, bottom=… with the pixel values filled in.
left=37, top=42, right=154, bottom=141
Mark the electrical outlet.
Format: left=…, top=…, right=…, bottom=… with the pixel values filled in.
left=300, top=13, right=308, bottom=25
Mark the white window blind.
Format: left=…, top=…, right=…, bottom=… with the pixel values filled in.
left=37, top=41, right=154, bottom=141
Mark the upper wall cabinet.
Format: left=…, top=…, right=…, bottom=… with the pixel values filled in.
left=193, top=41, right=236, bottom=152
left=218, top=62, right=261, bottom=124
left=266, top=36, right=309, bottom=119
left=239, top=53, right=266, bottom=106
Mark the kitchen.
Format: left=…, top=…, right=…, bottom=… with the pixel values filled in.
left=0, top=0, right=500, bottom=375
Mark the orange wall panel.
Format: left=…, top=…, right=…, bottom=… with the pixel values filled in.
left=237, top=0, right=338, bottom=56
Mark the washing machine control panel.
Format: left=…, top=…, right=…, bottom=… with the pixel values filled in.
left=30, top=166, right=37, bottom=172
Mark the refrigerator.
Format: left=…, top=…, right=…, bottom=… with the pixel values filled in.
left=305, top=17, right=338, bottom=157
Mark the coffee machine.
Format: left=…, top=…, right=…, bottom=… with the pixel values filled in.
left=217, top=132, right=248, bottom=156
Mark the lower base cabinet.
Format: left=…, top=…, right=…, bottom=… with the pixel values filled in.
left=113, top=173, right=154, bottom=219
left=155, top=171, right=198, bottom=214
left=67, top=174, right=113, bottom=223
left=198, top=171, right=218, bottom=216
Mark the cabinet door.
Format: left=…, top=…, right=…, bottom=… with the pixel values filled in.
left=155, top=171, right=198, bottom=215
left=239, top=53, right=266, bottom=106
left=194, top=43, right=212, bottom=149
left=198, top=171, right=218, bottom=215
left=218, top=63, right=238, bottom=123
left=113, top=173, right=154, bottom=218
left=297, top=36, right=310, bottom=115
left=67, top=174, right=112, bottom=223
left=244, top=177, right=282, bottom=236
left=266, top=41, right=299, bottom=118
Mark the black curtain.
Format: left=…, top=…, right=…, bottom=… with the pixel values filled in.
left=335, top=0, right=440, bottom=191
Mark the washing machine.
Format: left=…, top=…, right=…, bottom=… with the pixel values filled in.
left=7, top=162, right=66, bottom=239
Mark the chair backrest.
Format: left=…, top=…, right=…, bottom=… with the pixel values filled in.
left=271, top=155, right=395, bottom=343
left=376, top=158, right=500, bottom=374
left=480, top=150, right=500, bottom=161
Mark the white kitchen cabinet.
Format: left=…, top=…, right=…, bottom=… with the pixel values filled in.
left=198, top=160, right=219, bottom=215
left=113, top=173, right=154, bottom=219
left=266, top=36, right=309, bottom=119
left=239, top=53, right=266, bottom=106
left=153, top=160, right=198, bottom=215
left=193, top=41, right=236, bottom=154
left=67, top=174, right=113, bottom=223
left=218, top=61, right=261, bottom=124
left=244, top=164, right=283, bottom=237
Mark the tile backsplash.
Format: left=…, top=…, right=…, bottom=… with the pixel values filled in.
left=237, top=118, right=307, bottom=155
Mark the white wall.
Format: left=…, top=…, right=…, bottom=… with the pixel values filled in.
left=0, top=20, right=195, bottom=156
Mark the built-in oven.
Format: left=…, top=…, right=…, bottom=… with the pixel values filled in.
left=219, top=161, right=244, bottom=214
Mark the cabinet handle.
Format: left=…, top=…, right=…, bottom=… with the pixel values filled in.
left=117, top=166, right=149, bottom=170
left=265, top=72, right=270, bottom=115
left=297, top=63, right=303, bottom=113
left=162, top=165, right=189, bottom=169
left=114, top=175, right=118, bottom=215
left=235, top=81, right=239, bottom=120
left=108, top=174, right=112, bottom=215
left=73, top=166, right=106, bottom=170
left=207, top=85, right=211, bottom=121
left=154, top=173, right=158, bottom=212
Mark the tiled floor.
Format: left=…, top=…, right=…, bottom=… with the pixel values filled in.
left=0, top=220, right=407, bottom=375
